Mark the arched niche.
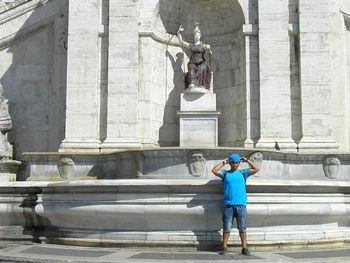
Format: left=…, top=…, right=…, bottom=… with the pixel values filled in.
left=138, top=0, right=250, bottom=147
left=158, top=0, right=245, bottom=40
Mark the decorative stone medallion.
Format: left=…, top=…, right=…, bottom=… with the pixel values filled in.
left=249, top=151, right=263, bottom=166
left=323, top=156, right=341, bottom=179
left=58, top=156, right=75, bottom=179
left=187, top=151, right=206, bottom=177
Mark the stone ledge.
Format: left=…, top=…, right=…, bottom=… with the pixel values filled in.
left=0, top=180, right=349, bottom=246
left=0, top=179, right=350, bottom=193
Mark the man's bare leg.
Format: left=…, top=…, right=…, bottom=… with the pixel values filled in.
left=223, top=232, right=230, bottom=248
left=220, top=232, right=230, bottom=255
left=239, top=231, right=247, bottom=248
left=239, top=231, right=250, bottom=256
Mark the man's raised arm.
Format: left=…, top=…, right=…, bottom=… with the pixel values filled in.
left=212, top=158, right=228, bottom=177
left=241, top=157, right=260, bottom=176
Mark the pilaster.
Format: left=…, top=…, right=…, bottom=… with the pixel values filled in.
left=101, top=0, right=141, bottom=151
left=60, top=0, right=101, bottom=152
left=256, top=0, right=297, bottom=151
left=298, top=0, right=338, bottom=151
left=242, top=24, right=259, bottom=148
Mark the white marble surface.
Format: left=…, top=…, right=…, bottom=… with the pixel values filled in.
left=21, top=149, right=350, bottom=182
left=0, top=0, right=349, bottom=154
left=178, top=112, right=220, bottom=147
left=0, top=178, right=349, bottom=245
left=0, top=0, right=67, bottom=157
left=256, top=0, right=296, bottom=151
left=178, top=93, right=220, bottom=147
left=180, top=93, right=217, bottom=111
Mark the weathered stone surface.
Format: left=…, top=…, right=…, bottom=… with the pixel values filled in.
left=0, top=84, right=12, bottom=160
left=0, top=0, right=349, bottom=154
left=22, top=149, right=350, bottom=181
left=0, top=179, right=350, bottom=245
left=0, top=0, right=67, bottom=157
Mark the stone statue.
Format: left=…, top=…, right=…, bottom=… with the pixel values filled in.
left=0, top=83, right=12, bottom=160
left=177, top=25, right=212, bottom=93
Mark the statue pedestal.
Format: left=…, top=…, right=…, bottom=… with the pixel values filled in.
left=177, top=93, right=220, bottom=147
left=184, top=86, right=209, bottom=94
left=0, top=160, right=21, bottom=182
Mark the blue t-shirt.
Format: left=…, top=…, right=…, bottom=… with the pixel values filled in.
left=221, top=169, right=250, bottom=205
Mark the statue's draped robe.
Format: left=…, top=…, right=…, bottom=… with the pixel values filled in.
left=185, top=43, right=211, bottom=89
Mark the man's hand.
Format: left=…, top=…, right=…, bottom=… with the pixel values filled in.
left=212, top=159, right=228, bottom=177
left=240, top=157, right=248, bottom=162
left=243, top=157, right=261, bottom=175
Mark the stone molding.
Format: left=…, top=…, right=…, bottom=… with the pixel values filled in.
left=22, top=149, right=350, bottom=181
left=0, top=0, right=30, bottom=14
left=298, top=137, right=339, bottom=152
left=0, top=179, right=349, bottom=245
left=0, top=0, right=62, bottom=50
left=0, top=15, right=54, bottom=49
left=1, top=178, right=350, bottom=193
left=0, top=0, right=49, bottom=24
left=138, top=26, right=255, bottom=48
left=341, top=1, right=350, bottom=28
left=341, top=11, right=350, bottom=29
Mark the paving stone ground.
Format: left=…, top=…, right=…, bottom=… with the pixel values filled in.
left=0, top=241, right=349, bottom=263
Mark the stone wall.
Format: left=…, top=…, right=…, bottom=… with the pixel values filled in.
left=143, top=0, right=248, bottom=147
left=23, top=149, right=350, bottom=181
left=216, top=39, right=247, bottom=146
left=0, top=179, right=349, bottom=246
left=333, top=0, right=350, bottom=151
left=0, top=0, right=67, bottom=158
left=1, top=0, right=350, bottom=156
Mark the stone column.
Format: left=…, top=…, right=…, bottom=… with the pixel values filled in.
left=101, top=0, right=141, bottom=151
left=255, top=0, right=297, bottom=151
left=242, top=24, right=259, bottom=148
left=60, top=0, right=101, bottom=152
left=297, top=0, right=338, bottom=151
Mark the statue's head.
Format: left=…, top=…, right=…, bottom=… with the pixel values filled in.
left=193, top=25, right=201, bottom=42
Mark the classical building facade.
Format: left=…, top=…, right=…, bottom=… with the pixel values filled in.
left=1, top=1, right=350, bottom=246
left=0, top=0, right=350, bottom=157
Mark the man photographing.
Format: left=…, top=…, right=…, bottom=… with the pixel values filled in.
left=212, top=154, right=261, bottom=256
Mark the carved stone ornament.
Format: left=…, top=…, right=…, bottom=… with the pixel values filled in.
left=58, top=157, right=75, bottom=179
left=188, top=151, right=206, bottom=177
left=0, top=0, right=28, bottom=12
left=323, top=156, right=341, bottom=179
left=0, top=83, right=13, bottom=160
left=341, top=1, right=350, bottom=30
left=249, top=151, right=263, bottom=166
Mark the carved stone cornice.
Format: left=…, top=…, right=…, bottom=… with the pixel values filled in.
left=0, top=0, right=50, bottom=25
left=0, top=0, right=57, bottom=49
left=0, top=0, right=31, bottom=15
left=341, top=2, right=350, bottom=30
left=139, top=30, right=244, bottom=48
